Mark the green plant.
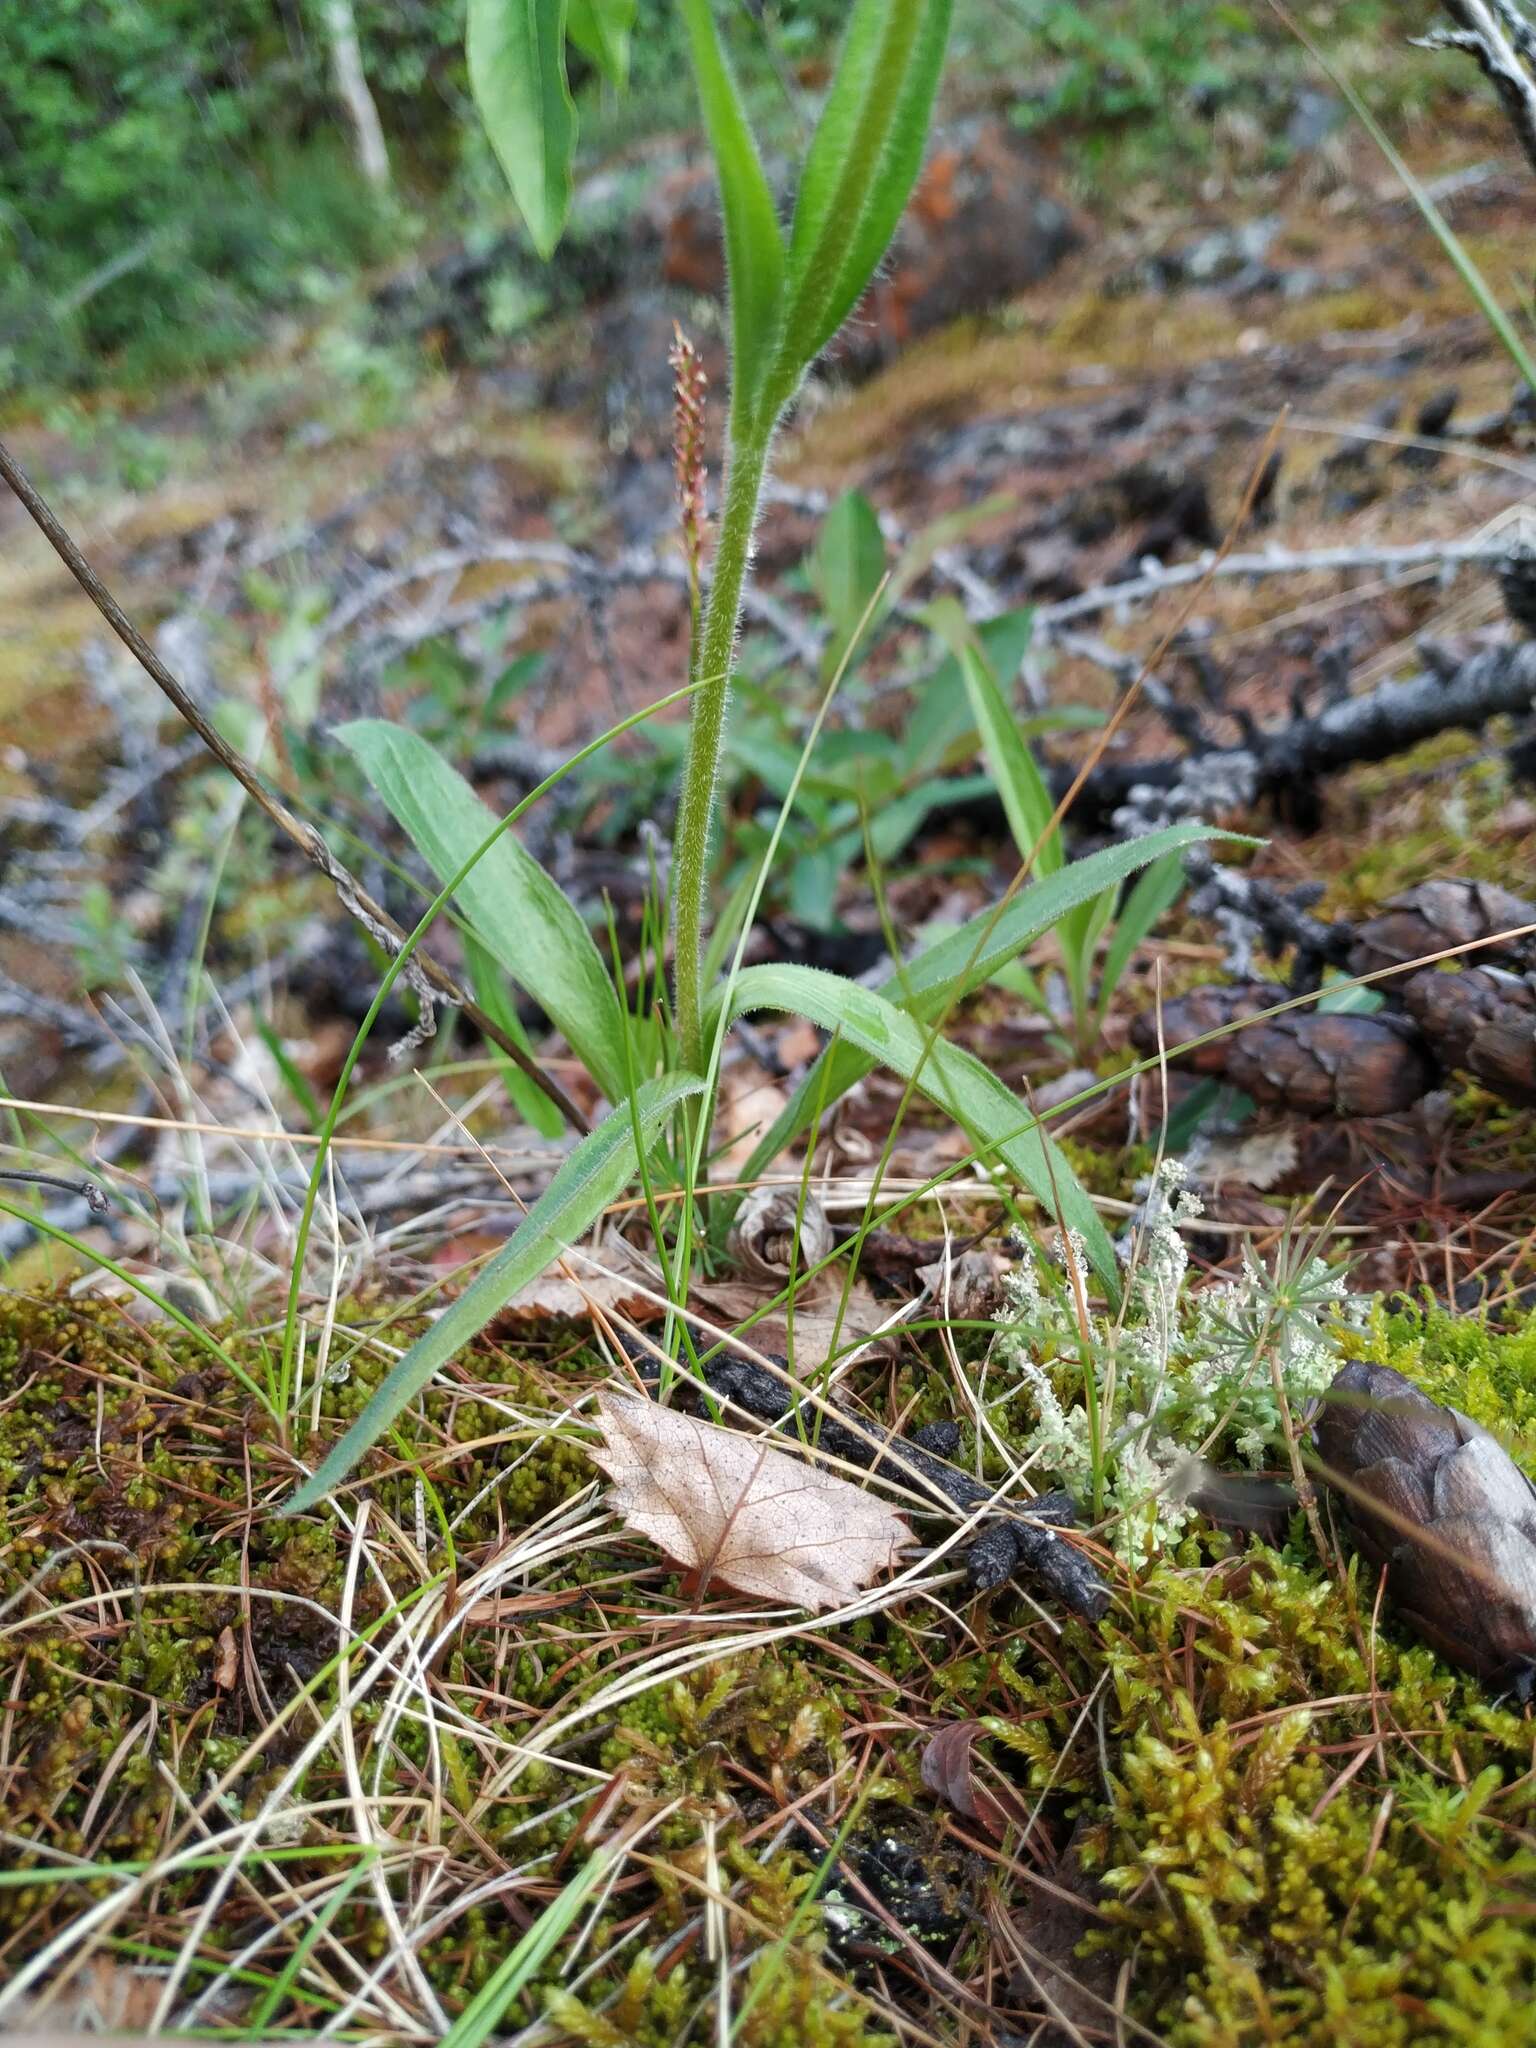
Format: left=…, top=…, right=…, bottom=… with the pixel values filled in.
left=928, top=598, right=1186, bottom=1059
left=282, top=0, right=1226, bottom=1516
left=658, top=0, right=953, bottom=1073
left=1012, top=0, right=1239, bottom=138
left=716, top=493, right=1085, bottom=936
left=0, top=11, right=377, bottom=391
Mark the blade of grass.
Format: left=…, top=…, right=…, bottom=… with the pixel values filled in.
left=244, top=1851, right=382, bottom=2031
left=438, top=1818, right=661, bottom=2048
left=281, top=1069, right=703, bottom=1516
left=1270, top=0, right=1536, bottom=387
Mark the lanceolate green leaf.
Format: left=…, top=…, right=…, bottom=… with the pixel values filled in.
left=812, top=488, right=886, bottom=652
left=780, top=0, right=953, bottom=377
left=1095, top=850, right=1186, bottom=1024
left=677, top=0, right=785, bottom=424
left=735, top=823, right=1232, bottom=1191
left=463, top=933, right=565, bottom=1138
left=467, top=0, right=576, bottom=260
left=715, top=963, right=1117, bottom=1289
left=901, top=605, right=1040, bottom=780
left=339, top=720, right=629, bottom=1102
left=884, top=825, right=1226, bottom=1033
left=567, top=0, right=634, bottom=88
left=283, top=1072, right=703, bottom=1515
left=930, top=596, right=1059, bottom=875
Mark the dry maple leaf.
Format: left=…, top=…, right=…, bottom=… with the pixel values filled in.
left=590, top=1392, right=911, bottom=1612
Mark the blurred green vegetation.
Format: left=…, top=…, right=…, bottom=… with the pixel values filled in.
left=0, top=0, right=1446, bottom=402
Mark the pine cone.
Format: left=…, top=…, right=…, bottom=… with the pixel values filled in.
left=1133, top=989, right=1431, bottom=1115
left=1401, top=966, right=1536, bottom=1107
left=1313, top=1360, right=1536, bottom=1694
left=1128, top=981, right=1288, bottom=1073
left=1347, top=880, right=1536, bottom=978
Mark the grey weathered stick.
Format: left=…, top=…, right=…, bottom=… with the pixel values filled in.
left=0, top=436, right=589, bottom=1134
left=1077, top=635, right=1536, bottom=827
left=1035, top=535, right=1517, bottom=632
left=1418, top=1, right=1536, bottom=182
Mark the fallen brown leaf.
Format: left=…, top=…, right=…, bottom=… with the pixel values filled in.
left=921, top=1719, right=1033, bottom=1840
left=490, top=1234, right=661, bottom=1327
left=776, top=1017, right=822, bottom=1069
left=590, top=1392, right=911, bottom=1611
left=213, top=1625, right=238, bottom=1691
left=693, top=1276, right=893, bottom=1376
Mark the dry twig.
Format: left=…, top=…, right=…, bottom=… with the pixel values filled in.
left=0, top=437, right=588, bottom=1133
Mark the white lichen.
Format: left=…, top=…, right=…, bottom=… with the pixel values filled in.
left=998, top=1169, right=1352, bottom=1562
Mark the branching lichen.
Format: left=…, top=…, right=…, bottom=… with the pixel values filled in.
left=997, top=1164, right=1355, bottom=1558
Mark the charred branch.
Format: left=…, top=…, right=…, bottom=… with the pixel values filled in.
left=1076, top=637, right=1536, bottom=831
left=1131, top=880, right=1536, bottom=1115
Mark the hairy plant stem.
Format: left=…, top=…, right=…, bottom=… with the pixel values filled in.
left=672, top=425, right=773, bottom=1074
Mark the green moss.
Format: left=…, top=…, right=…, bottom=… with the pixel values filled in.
left=1318, top=746, right=1535, bottom=922
left=1059, top=1133, right=1155, bottom=1200
left=1086, top=1699, right=1536, bottom=2045
left=547, top=1933, right=895, bottom=2046
left=890, top=1468, right=1536, bottom=2046
left=1340, top=1297, right=1536, bottom=1466
left=0, top=1287, right=914, bottom=2028
left=5, top=1282, right=1534, bottom=2039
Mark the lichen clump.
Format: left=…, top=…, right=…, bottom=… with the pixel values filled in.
left=997, top=1164, right=1355, bottom=1558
